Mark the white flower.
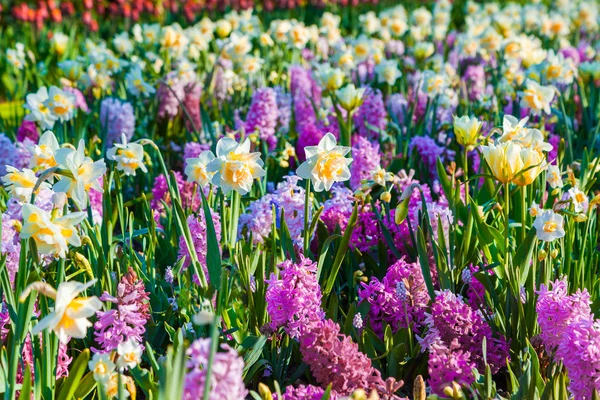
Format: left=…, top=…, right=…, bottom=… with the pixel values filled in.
left=107, top=134, right=147, bottom=176
left=568, top=187, right=588, bottom=213
left=125, top=67, right=155, bottom=98
left=529, top=203, right=542, bottom=217
left=51, top=32, right=69, bottom=56
left=533, top=209, right=565, bottom=242
left=21, top=279, right=102, bottom=344
left=520, top=79, right=555, bottom=115
left=20, top=204, right=86, bottom=257
left=7, top=43, right=26, bottom=69
left=499, top=115, right=528, bottom=142
left=54, top=140, right=106, bottom=207
left=296, top=132, right=353, bottom=192
left=43, top=86, right=77, bottom=122
left=113, top=32, right=134, bottom=55
left=375, top=60, right=402, bottom=85
left=336, top=84, right=366, bottom=112
left=206, top=137, right=266, bottom=195
left=185, top=150, right=216, bottom=187
left=29, top=130, right=60, bottom=170
left=546, top=164, right=563, bottom=188
left=89, top=352, right=116, bottom=383
left=24, top=87, right=58, bottom=130
left=2, top=166, right=49, bottom=202
left=117, top=339, right=142, bottom=370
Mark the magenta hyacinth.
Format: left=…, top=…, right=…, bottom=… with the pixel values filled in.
left=265, top=255, right=325, bottom=338
left=16, top=120, right=39, bottom=142
left=183, top=338, right=247, bottom=400
left=93, top=268, right=151, bottom=352
left=350, top=136, right=381, bottom=189
left=353, top=88, right=386, bottom=141
left=282, top=384, right=328, bottom=400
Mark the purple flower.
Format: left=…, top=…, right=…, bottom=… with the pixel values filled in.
left=353, top=88, right=386, bottom=141
left=157, top=71, right=185, bottom=119
left=99, top=97, right=135, bottom=146
left=282, top=385, right=328, bottom=400
left=350, top=136, right=381, bottom=190
left=244, top=87, right=279, bottom=150
left=177, top=210, right=222, bottom=283
left=0, top=133, right=17, bottom=176
left=94, top=268, right=151, bottom=352
left=408, top=136, right=445, bottom=178
left=16, top=120, right=39, bottom=143
left=183, top=338, right=247, bottom=400
left=265, top=255, right=325, bottom=338
left=183, top=81, right=202, bottom=133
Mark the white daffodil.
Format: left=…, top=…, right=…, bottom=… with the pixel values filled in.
left=125, top=67, right=156, bottom=98
left=117, top=339, right=143, bottom=370
left=520, top=79, right=555, bottom=115
left=20, top=203, right=86, bottom=257
left=89, top=352, right=116, bottom=383
left=185, top=150, right=216, bottom=187
left=546, top=164, right=563, bottom=188
left=533, top=209, right=565, bottom=242
left=568, top=186, right=588, bottom=213
left=54, top=140, right=106, bottom=207
left=336, top=84, right=366, bottom=112
left=107, top=134, right=147, bottom=176
left=2, top=166, right=49, bottom=202
left=24, top=87, right=58, bottom=130
left=21, top=279, right=102, bottom=344
left=529, top=203, right=542, bottom=217
left=29, top=131, right=60, bottom=170
left=43, top=86, right=77, bottom=123
left=206, top=137, right=266, bottom=195
left=296, top=132, right=353, bottom=192
left=499, top=115, right=528, bottom=142
left=375, top=60, right=402, bottom=86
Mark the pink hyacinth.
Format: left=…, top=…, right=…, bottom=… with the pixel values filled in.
left=282, top=384, right=330, bottom=400
left=183, top=338, right=247, bottom=400
left=94, top=268, right=151, bottom=352
left=63, top=86, right=89, bottom=112
left=16, top=120, right=39, bottom=142
left=299, top=318, right=384, bottom=395
left=265, top=255, right=325, bottom=338
left=183, top=81, right=202, bottom=133
left=157, top=71, right=185, bottom=119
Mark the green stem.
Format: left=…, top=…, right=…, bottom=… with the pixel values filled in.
left=303, top=179, right=312, bottom=254
left=229, top=191, right=241, bottom=251
left=520, top=186, right=527, bottom=243
left=504, top=183, right=510, bottom=267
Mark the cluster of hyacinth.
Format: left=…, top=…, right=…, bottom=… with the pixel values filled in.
left=265, top=255, right=325, bottom=339
left=0, top=130, right=40, bottom=175
left=536, top=278, right=600, bottom=399
left=350, top=136, right=381, bottom=190
left=352, top=88, right=386, bottom=142
left=417, top=290, right=509, bottom=395
left=183, top=338, right=247, bottom=400
left=177, top=209, right=222, bottom=285
left=240, top=87, right=280, bottom=151
left=93, top=268, right=151, bottom=353
left=299, top=318, right=384, bottom=396
left=157, top=70, right=202, bottom=131
left=358, top=258, right=429, bottom=338
left=239, top=175, right=306, bottom=246
left=99, top=97, right=136, bottom=146
left=151, top=171, right=202, bottom=222
left=0, top=303, right=72, bottom=382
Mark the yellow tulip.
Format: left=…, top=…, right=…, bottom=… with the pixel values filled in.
left=481, top=141, right=523, bottom=183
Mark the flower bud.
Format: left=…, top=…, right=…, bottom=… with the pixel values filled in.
left=380, top=191, right=392, bottom=203
left=538, top=249, right=547, bottom=261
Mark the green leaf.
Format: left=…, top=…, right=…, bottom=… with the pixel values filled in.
left=73, top=372, right=98, bottom=399
left=200, top=188, right=222, bottom=289
left=417, top=227, right=436, bottom=300
left=515, top=228, right=537, bottom=287
left=17, top=364, right=31, bottom=400
left=242, top=336, right=267, bottom=376
left=57, top=349, right=90, bottom=400
left=324, top=204, right=358, bottom=295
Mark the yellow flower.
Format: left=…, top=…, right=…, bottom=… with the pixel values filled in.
left=185, top=150, right=216, bottom=188
left=513, top=147, right=545, bottom=186
left=481, top=141, right=524, bottom=183
left=453, top=115, right=482, bottom=149
left=21, top=279, right=102, bottom=344
left=106, top=134, right=147, bottom=176
left=296, top=133, right=353, bottom=192
left=206, top=137, right=266, bottom=195
left=1, top=166, right=49, bottom=202
left=336, top=84, right=366, bottom=112
left=520, top=79, right=555, bottom=115
left=29, top=131, right=60, bottom=170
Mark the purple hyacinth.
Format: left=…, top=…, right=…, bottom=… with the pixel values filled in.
left=275, top=86, right=292, bottom=134
left=99, top=97, right=136, bottom=146
left=0, top=133, right=17, bottom=176
left=418, top=290, right=509, bottom=395
left=16, top=120, right=39, bottom=143
left=350, top=136, right=381, bottom=189
left=177, top=210, right=222, bottom=283
left=358, top=258, right=429, bottom=338
left=408, top=136, right=445, bottom=178
left=265, top=255, right=325, bottom=338
left=353, top=88, right=386, bottom=141
left=183, top=338, right=247, bottom=400
left=244, top=87, right=279, bottom=150
left=94, top=268, right=151, bottom=352
left=183, top=81, right=202, bottom=133
left=157, top=71, right=185, bottom=119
